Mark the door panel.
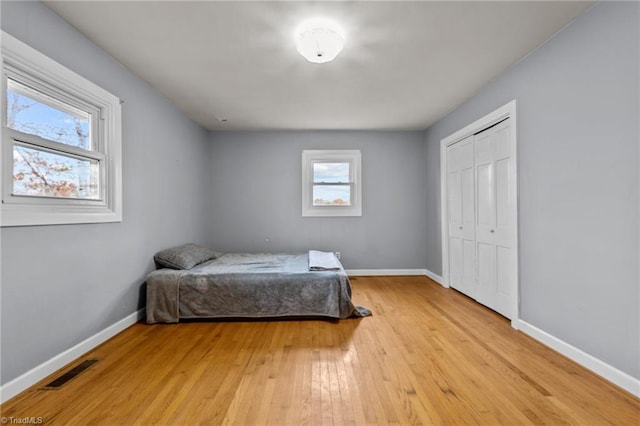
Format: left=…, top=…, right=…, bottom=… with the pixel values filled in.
left=461, top=240, right=476, bottom=296
left=475, top=118, right=515, bottom=319
left=448, top=170, right=462, bottom=231
left=477, top=242, right=494, bottom=304
left=496, top=158, right=510, bottom=230
left=475, top=133, right=492, bottom=164
left=449, top=237, right=462, bottom=289
left=495, top=125, right=510, bottom=158
left=476, top=162, right=494, bottom=229
left=446, top=136, right=476, bottom=298
left=462, top=168, right=474, bottom=226
left=496, top=246, right=513, bottom=296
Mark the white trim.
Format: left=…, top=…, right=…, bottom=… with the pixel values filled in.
left=440, top=100, right=519, bottom=320
left=346, top=268, right=444, bottom=285
left=1, top=31, right=122, bottom=227
left=638, top=62, right=640, bottom=401
left=301, top=150, right=362, bottom=217
left=0, top=309, right=144, bottom=404
left=439, top=141, right=450, bottom=288
left=346, top=269, right=428, bottom=276
left=424, top=269, right=444, bottom=286
left=518, top=320, right=640, bottom=397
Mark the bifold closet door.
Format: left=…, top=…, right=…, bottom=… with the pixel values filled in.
left=474, top=118, right=516, bottom=319
left=446, top=136, right=476, bottom=299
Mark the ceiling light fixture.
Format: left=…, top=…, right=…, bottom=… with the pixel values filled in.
left=295, top=18, right=345, bottom=64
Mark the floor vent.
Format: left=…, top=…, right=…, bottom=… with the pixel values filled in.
left=42, top=359, right=98, bottom=390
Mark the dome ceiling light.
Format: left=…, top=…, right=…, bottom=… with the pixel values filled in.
left=294, top=18, right=345, bottom=64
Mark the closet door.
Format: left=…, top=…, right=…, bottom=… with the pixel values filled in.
left=475, top=118, right=516, bottom=319
left=446, top=136, right=476, bottom=298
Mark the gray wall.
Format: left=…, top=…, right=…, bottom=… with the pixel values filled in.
left=1, top=2, right=211, bottom=384
left=424, top=2, right=639, bottom=379
left=208, top=131, right=427, bottom=270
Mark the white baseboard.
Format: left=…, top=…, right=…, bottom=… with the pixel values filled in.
left=346, top=269, right=428, bottom=276
left=0, top=309, right=145, bottom=404
left=518, top=320, right=640, bottom=398
left=424, top=269, right=445, bottom=286
left=346, top=269, right=446, bottom=287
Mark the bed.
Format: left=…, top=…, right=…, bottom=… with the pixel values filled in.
left=145, top=244, right=371, bottom=324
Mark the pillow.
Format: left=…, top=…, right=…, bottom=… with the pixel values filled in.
left=154, top=243, right=220, bottom=270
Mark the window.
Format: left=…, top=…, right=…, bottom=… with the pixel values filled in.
left=1, top=31, right=122, bottom=226
left=302, top=150, right=361, bottom=217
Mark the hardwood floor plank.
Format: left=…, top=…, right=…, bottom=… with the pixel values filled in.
left=2, top=276, right=638, bottom=425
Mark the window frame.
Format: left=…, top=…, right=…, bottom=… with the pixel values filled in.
left=301, top=149, right=362, bottom=217
left=1, top=31, right=122, bottom=227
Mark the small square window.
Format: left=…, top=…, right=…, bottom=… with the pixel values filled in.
left=302, top=150, right=361, bottom=217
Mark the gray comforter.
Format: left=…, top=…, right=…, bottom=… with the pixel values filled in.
left=146, top=252, right=370, bottom=324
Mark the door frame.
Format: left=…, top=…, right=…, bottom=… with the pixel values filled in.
left=440, top=99, right=519, bottom=328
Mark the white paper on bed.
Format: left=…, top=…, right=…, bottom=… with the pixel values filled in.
left=308, top=250, right=342, bottom=271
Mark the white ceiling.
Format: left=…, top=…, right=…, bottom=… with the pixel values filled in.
left=45, top=1, right=593, bottom=131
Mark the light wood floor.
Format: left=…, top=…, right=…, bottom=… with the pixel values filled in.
left=2, top=276, right=639, bottom=425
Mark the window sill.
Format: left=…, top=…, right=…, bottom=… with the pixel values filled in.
left=0, top=202, right=122, bottom=227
